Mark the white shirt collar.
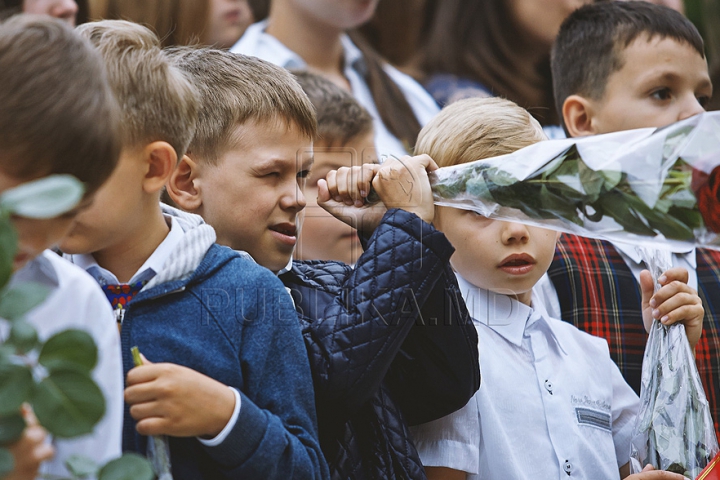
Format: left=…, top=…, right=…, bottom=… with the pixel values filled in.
left=234, top=20, right=365, bottom=73
left=68, top=216, right=184, bottom=286
left=612, top=240, right=696, bottom=268
left=456, top=273, right=567, bottom=354
left=12, top=250, right=59, bottom=288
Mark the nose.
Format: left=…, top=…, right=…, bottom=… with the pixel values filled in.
left=279, top=179, right=306, bottom=213
left=501, top=221, right=530, bottom=245
left=52, top=0, right=78, bottom=25
left=678, top=94, right=705, bottom=121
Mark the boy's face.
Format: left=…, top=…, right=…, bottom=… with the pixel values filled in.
left=196, top=119, right=313, bottom=273
left=295, top=130, right=376, bottom=265
left=0, top=171, right=90, bottom=271
left=583, top=35, right=712, bottom=134
left=434, top=207, right=558, bottom=306
left=60, top=147, right=149, bottom=256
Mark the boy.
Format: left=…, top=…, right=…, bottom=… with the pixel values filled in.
left=0, top=15, right=122, bottom=479
left=545, top=0, right=720, bottom=434
left=408, top=97, right=703, bottom=480
left=164, top=47, right=480, bottom=479
left=291, top=71, right=376, bottom=264
left=59, top=21, right=327, bottom=479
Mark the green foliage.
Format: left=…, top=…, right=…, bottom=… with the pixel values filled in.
left=0, top=176, right=154, bottom=479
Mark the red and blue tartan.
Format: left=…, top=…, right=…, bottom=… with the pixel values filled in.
left=548, top=233, right=720, bottom=438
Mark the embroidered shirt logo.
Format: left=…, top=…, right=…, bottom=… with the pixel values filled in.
left=575, top=407, right=612, bottom=432
left=571, top=394, right=611, bottom=412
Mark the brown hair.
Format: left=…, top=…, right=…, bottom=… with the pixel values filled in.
left=76, top=20, right=198, bottom=159
left=292, top=70, right=373, bottom=146
left=166, top=47, right=317, bottom=165
left=88, top=0, right=209, bottom=47
left=420, top=0, right=558, bottom=126
left=0, top=15, right=120, bottom=194
left=552, top=1, right=706, bottom=126
left=415, top=97, right=546, bottom=168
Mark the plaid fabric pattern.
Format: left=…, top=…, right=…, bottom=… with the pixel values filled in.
left=548, top=234, right=720, bottom=438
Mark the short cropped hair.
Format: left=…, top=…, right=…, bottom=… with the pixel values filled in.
left=415, top=97, right=546, bottom=168
left=0, top=15, right=119, bottom=194
left=292, top=70, right=373, bottom=146
left=76, top=20, right=198, bottom=159
left=166, top=47, right=317, bottom=165
left=552, top=1, right=705, bottom=126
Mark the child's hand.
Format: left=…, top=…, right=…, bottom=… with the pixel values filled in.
left=371, top=154, right=438, bottom=223
left=318, top=163, right=387, bottom=234
left=125, top=358, right=236, bottom=439
left=6, top=410, right=54, bottom=480
left=640, top=267, right=703, bottom=350
left=622, top=464, right=686, bottom=479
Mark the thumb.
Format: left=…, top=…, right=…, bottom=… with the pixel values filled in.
left=139, top=353, right=153, bottom=365
left=639, top=269, right=655, bottom=309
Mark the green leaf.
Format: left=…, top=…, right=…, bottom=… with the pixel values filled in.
left=0, top=448, right=13, bottom=477
left=38, top=329, right=97, bottom=374
left=0, top=175, right=85, bottom=219
left=0, top=364, right=33, bottom=416
left=32, top=370, right=105, bottom=438
left=65, top=454, right=99, bottom=478
left=0, top=282, right=51, bottom=321
left=0, top=216, right=16, bottom=291
left=0, top=412, right=26, bottom=444
left=578, top=159, right=605, bottom=202
left=8, top=320, right=38, bottom=354
left=98, top=453, right=155, bottom=480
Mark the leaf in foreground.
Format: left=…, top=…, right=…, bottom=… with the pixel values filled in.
left=32, top=370, right=105, bottom=438
left=38, top=329, right=98, bottom=374
left=0, top=364, right=33, bottom=416
left=98, top=453, right=155, bottom=480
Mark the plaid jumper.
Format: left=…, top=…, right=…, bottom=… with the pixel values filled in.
left=547, top=233, right=720, bottom=438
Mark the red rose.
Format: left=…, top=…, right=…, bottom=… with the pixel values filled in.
left=693, top=165, right=720, bottom=233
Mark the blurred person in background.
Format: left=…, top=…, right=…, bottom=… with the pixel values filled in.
left=419, top=0, right=590, bottom=131
left=88, top=0, right=252, bottom=48
left=0, top=0, right=86, bottom=25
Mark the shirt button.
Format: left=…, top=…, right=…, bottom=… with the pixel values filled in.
left=564, top=460, right=572, bottom=475
left=544, top=379, right=553, bottom=394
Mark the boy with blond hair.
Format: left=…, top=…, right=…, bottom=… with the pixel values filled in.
left=60, top=21, right=327, bottom=479
left=543, top=1, right=720, bottom=435
left=164, top=47, right=480, bottom=479
left=0, top=15, right=122, bottom=479
left=291, top=70, right=376, bottom=264
left=407, top=97, right=703, bottom=480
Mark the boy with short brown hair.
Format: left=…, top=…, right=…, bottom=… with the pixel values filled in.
left=60, top=21, right=327, bottom=479
left=0, top=14, right=122, bottom=479
left=166, top=47, right=479, bottom=479
left=291, top=70, right=376, bottom=264
left=546, top=1, right=720, bottom=435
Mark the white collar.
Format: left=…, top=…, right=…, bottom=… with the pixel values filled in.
left=456, top=273, right=567, bottom=354
left=236, top=20, right=365, bottom=73
left=612, top=241, right=696, bottom=268
left=12, top=250, right=59, bottom=288
left=68, top=216, right=184, bottom=286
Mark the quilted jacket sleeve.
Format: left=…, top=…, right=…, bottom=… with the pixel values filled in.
left=296, top=208, right=479, bottom=426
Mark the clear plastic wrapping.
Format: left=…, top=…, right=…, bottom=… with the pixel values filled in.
left=430, top=112, right=720, bottom=251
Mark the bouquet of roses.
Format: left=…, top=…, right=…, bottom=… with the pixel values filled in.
left=430, top=111, right=720, bottom=251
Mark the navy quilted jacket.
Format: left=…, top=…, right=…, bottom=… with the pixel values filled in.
left=280, top=209, right=480, bottom=480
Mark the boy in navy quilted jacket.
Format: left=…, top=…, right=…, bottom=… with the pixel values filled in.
left=59, top=21, right=328, bottom=479
left=164, top=47, right=480, bottom=479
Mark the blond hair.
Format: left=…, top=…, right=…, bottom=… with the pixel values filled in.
left=415, top=97, right=546, bottom=168
left=76, top=20, right=198, bottom=159
left=167, top=47, right=317, bottom=165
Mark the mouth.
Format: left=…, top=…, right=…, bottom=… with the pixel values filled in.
left=497, top=253, right=536, bottom=275
left=269, top=223, right=298, bottom=247
left=224, top=9, right=244, bottom=24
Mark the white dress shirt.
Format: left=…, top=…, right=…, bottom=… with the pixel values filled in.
left=231, top=20, right=440, bottom=160
left=9, top=251, right=124, bottom=477
left=65, top=216, right=241, bottom=447
left=410, top=274, right=639, bottom=480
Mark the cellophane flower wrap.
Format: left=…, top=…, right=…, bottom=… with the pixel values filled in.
left=429, top=111, right=720, bottom=477
left=430, top=111, right=720, bottom=251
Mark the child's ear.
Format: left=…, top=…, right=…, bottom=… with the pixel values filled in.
left=143, top=141, right=177, bottom=194
left=562, top=95, right=597, bottom=138
left=167, top=154, right=203, bottom=211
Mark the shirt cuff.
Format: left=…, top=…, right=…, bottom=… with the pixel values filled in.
left=197, top=387, right=241, bottom=447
